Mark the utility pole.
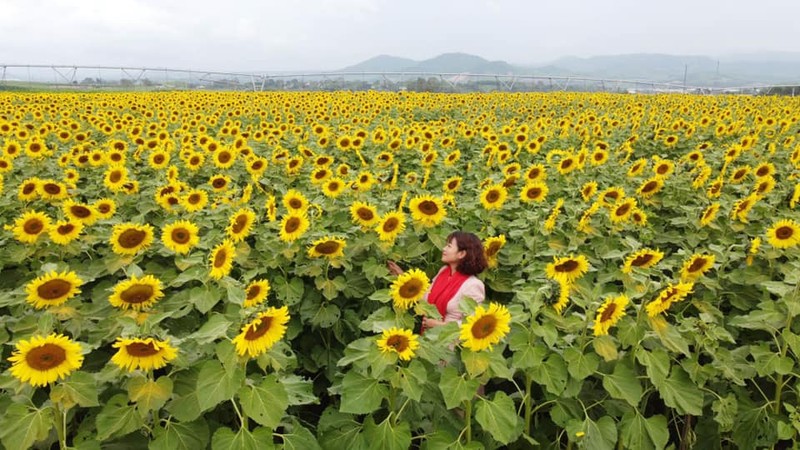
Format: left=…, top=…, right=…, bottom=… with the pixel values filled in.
left=683, top=64, right=688, bottom=93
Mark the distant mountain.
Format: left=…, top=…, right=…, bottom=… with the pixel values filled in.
left=338, top=52, right=800, bottom=86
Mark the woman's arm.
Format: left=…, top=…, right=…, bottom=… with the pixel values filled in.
left=386, top=260, right=404, bottom=276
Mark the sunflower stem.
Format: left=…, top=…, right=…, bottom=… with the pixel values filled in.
left=464, top=398, right=472, bottom=444
left=53, top=401, right=68, bottom=450
left=524, top=372, right=534, bottom=436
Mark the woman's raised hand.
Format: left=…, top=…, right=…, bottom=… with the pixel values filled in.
left=386, top=260, right=404, bottom=276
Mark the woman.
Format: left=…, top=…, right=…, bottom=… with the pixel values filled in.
left=388, top=231, right=488, bottom=332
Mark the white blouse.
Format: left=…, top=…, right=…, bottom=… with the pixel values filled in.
left=423, top=266, right=486, bottom=324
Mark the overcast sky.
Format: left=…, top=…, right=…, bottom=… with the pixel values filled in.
left=1, top=0, right=798, bottom=72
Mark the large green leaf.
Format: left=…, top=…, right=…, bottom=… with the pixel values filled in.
left=211, top=426, right=275, bottom=450
left=50, top=371, right=99, bottom=408
left=566, top=416, right=617, bottom=450
left=602, top=360, right=642, bottom=407
left=339, top=371, right=388, bottom=414
left=620, top=412, right=668, bottom=450
left=474, top=392, right=523, bottom=445
left=128, top=375, right=173, bottom=411
left=563, top=346, right=599, bottom=381
left=238, top=374, right=289, bottom=429
left=150, top=419, right=210, bottom=450
left=394, top=359, right=428, bottom=401
left=197, top=360, right=245, bottom=411
left=657, top=366, right=704, bottom=416
left=636, top=347, right=670, bottom=389
left=438, top=366, right=481, bottom=409
left=279, top=418, right=322, bottom=450
left=96, top=393, right=144, bottom=441
left=191, top=313, right=233, bottom=345
left=530, top=352, right=568, bottom=395
left=273, top=276, right=305, bottom=306
left=362, top=415, right=412, bottom=450
left=0, top=403, right=54, bottom=450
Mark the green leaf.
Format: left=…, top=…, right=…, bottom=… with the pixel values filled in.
left=193, top=286, right=222, bottom=314
left=197, top=360, right=245, bottom=411
left=274, top=277, right=304, bottom=306
left=150, top=419, right=210, bottom=450
left=96, top=393, right=144, bottom=441
left=128, top=375, right=173, bottom=411
left=211, top=426, right=275, bottom=450
left=712, top=394, right=737, bottom=432
left=227, top=283, right=246, bottom=306
left=475, top=392, right=523, bottom=445
left=50, top=371, right=99, bottom=407
left=563, top=347, right=600, bottom=380
left=310, top=302, right=341, bottom=328
left=339, top=371, right=388, bottom=414
left=362, top=415, right=412, bottom=450
left=238, top=374, right=289, bottom=429
left=567, top=416, right=617, bottom=450
left=394, top=359, right=428, bottom=401
left=620, top=412, right=668, bottom=450
left=657, top=366, right=703, bottom=416
left=191, top=314, right=233, bottom=345
left=280, top=418, right=322, bottom=450
left=280, top=374, right=318, bottom=406
left=602, top=360, right=642, bottom=407
left=636, top=347, right=670, bottom=389
left=0, top=403, right=54, bottom=450
left=461, top=348, right=491, bottom=377
left=530, top=352, right=568, bottom=395
left=593, top=334, right=619, bottom=361
left=508, top=329, right=547, bottom=370
left=317, top=407, right=367, bottom=450
left=438, top=366, right=481, bottom=409
left=167, top=368, right=202, bottom=422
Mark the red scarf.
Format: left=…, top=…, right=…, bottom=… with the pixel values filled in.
left=428, top=267, right=470, bottom=318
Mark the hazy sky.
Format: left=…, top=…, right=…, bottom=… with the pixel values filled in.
left=1, top=0, right=798, bottom=72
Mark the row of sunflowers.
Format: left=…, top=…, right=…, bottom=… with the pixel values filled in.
left=0, top=90, right=799, bottom=449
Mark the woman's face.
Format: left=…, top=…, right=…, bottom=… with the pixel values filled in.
left=441, top=238, right=466, bottom=265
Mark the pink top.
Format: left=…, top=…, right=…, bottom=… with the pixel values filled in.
left=423, top=266, right=485, bottom=324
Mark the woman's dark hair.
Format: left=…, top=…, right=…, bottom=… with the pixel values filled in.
left=447, top=231, right=488, bottom=276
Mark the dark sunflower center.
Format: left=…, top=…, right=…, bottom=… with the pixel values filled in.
left=118, top=229, right=146, bottom=248
left=231, top=215, right=249, bottom=234
left=218, top=152, right=231, bottom=163
left=26, top=343, right=67, bottom=370
left=734, top=170, right=746, bottom=180
left=190, top=156, right=201, bottom=165
left=386, top=335, right=409, bottom=351
left=471, top=315, right=497, bottom=339
left=555, top=260, right=579, bottom=273
left=642, top=181, right=658, bottom=193
left=314, top=239, right=341, bottom=255
left=776, top=226, right=794, bottom=240
left=448, top=181, right=459, bottom=189
left=327, top=182, right=340, bottom=192
left=594, top=153, right=604, bottom=161
left=615, top=203, right=632, bottom=216
left=657, top=165, right=669, bottom=174
left=486, top=242, right=501, bottom=257
left=71, top=205, right=91, bottom=218
left=37, top=279, right=72, bottom=300
left=97, top=203, right=111, bottom=214
left=24, top=219, right=44, bottom=234
left=57, top=223, right=76, bottom=235
left=357, top=208, right=374, bottom=221
left=383, top=217, right=399, bottom=232
left=246, top=285, right=261, bottom=300
left=213, top=249, right=228, bottom=268
left=171, top=228, right=190, bottom=244
left=251, top=161, right=263, bottom=170
left=284, top=217, right=300, bottom=233
left=418, top=200, right=439, bottom=215
left=561, top=159, right=573, bottom=169
left=631, top=254, right=654, bottom=266
left=399, top=279, right=423, bottom=299
left=756, top=167, right=769, bottom=177
left=23, top=183, right=37, bottom=194
left=43, top=183, right=61, bottom=195
left=600, top=303, right=618, bottom=322
left=154, top=155, right=165, bottom=164
left=687, top=258, right=707, bottom=273
left=120, top=284, right=154, bottom=304
left=245, top=317, right=273, bottom=340
left=212, top=178, right=226, bottom=189
left=528, top=169, right=541, bottom=180
left=126, top=341, right=161, bottom=357
left=315, top=171, right=328, bottom=180
left=289, top=199, right=303, bottom=209
left=485, top=190, right=500, bottom=203
left=526, top=187, right=542, bottom=199
left=109, top=171, right=122, bottom=183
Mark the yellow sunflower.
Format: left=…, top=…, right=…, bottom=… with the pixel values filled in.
left=593, top=295, right=629, bottom=336
left=92, top=198, right=117, bottom=220
left=409, top=195, right=447, bottom=227
left=161, top=220, right=200, bottom=254
left=265, top=194, right=277, bottom=222
left=610, top=198, right=637, bottom=224
left=350, top=201, right=379, bottom=227
left=279, top=213, right=310, bottom=243
left=213, top=147, right=237, bottom=169
left=182, top=189, right=209, bottom=213
left=543, top=198, right=564, bottom=233
left=390, top=268, right=430, bottom=310
left=322, top=177, right=346, bottom=198
left=10, top=210, right=51, bottom=244
left=645, top=282, right=694, bottom=317
left=48, top=220, right=83, bottom=245
left=376, top=327, right=419, bottom=361
left=520, top=182, right=549, bottom=204
left=355, top=171, right=376, bottom=191
left=766, top=219, right=800, bottom=249
left=8, top=333, right=84, bottom=387
left=375, top=211, right=406, bottom=242
left=310, top=167, right=332, bottom=185
left=545, top=254, right=590, bottom=285
left=790, top=184, right=800, bottom=209
left=209, top=174, right=232, bottom=192
left=18, top=177, right=40, bottom=201
left=653, top=159, right=675, bottom=179
left=63, top=200, right=99, bottom=225
left=109, top=274, right=164, bottom=311
left=484, top=235, right=506, bottom=269
left=581, top=181, right=598, bottom=202
left=243, top=279, right=271, bottom=308
left=307, top=237, right=346, bottom=259
left=637, top=177, right=664, bottom=199
left=443, top=176, right=463, bottom=194
left=699, top=203, right=720, bottom=227
left=621, top=248, right=664, bottom=273
left=209, top=239, right=236, bottom=279
left=283, top=189, right=309, bottom=213
left=680, top=253, right=716, bottom=281
left=232, top=306, right=291, bottom=358
left=38, top=179, right=68, bottom=201
left=598, top=187, right=625, bottom=207
left=731, top=194, right=758, bottom=223
left=111, top=337, right=178, bottom=372
left=103, top=166, right=128, bottom=191
left=110, top=223, right=154, bottom=256
left=25, top=270, right=83, bottom=309
left=227, top=208, right=256, bottom=242
left=480, top=183, right=508, bottom=210
left=459, top=302, right=512, bottom=352
left=627, top=158, right=648, bottom=177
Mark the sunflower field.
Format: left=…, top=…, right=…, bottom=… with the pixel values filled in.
left=1, top=91, right=800, bottom=449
